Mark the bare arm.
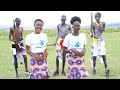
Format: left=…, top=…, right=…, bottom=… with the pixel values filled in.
left=20, top=27, right=23, bottom=40
left=80, top=45, right=86, bottom=56
left=71, top=45, right=86, bottom=57
left=9, top=27, right=16, bottom=42
left=54, top=25, right=59, bottom=46
left=68, top=25, right=72, bottom=33
left=26, top=45, right=48, bottom=60
left=63, top=46, right=86, bottom=57
left=102, top=22, right=105, bottom=31
left=90, top=23, right=95, bottom=38
left=63, top=47, right=70, bottom=53
left=26, top=45, right=36, bottom=58
left=97, top=22, right=106, bottom=32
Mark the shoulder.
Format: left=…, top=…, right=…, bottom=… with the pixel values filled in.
left=10, top=27, right=14, bottom=30
left=41, top=32, right=47, bottom=37
left=26, top=32, right=34, bottom=38
left=57, top=24, right=60, bottom=26
left=101, top=21, right=105, bottom=24
left=57, top=24, right=61, bottom=26
left=67, top=24, right=71, bottom=28
left=67, top=24, right=71, bottom=26
left=20, top=27, right=23, bottom=30
left=100, top=21, right=105, bottom=23
left=57, top=24, right=61, bottom=30
left=93, top=22, right=96, bottom=25
left=57, top=24, right=61, bottom=27
left=79, top=33, right=86, bottom=37
left=65, top=33, right=72, bottom=38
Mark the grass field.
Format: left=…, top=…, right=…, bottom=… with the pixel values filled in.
left=0, top=28, right=120, bottom=79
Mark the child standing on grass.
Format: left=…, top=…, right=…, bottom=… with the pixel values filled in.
left=9, top=18, right=29, bottom=78
left=25, top=19, right=50, bottom=79
left=63, top=16, right=89, bottom=79
left=90, top=12, right=110, bottom=77
left=53, top=15, right=72, bottom=76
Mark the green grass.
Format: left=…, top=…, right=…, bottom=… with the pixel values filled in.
left=0, top=28, right=120, bottom=79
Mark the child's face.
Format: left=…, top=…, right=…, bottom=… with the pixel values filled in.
left=95, top=14, right=100, bottom=21
left=34, top=21, right=43, bottom=33
left=72, top=21, right=80, bottom=32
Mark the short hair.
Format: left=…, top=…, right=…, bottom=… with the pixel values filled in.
left=61, top=15, right=66, bottom=20
left=70, top=16, right=81, bottom=25
left=34, top=19, right=44, bottom=25
left=15, top=18, right=21, bottom=22
left=95, top=12, right=101, bottom=17
left=61, top=15, right=66, bottom=18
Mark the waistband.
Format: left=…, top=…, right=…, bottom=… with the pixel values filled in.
left=12, top=40, right=23, bottom=45
left=93, top=37, right=104, bottom=43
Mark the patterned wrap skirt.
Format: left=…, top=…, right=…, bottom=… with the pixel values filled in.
left=29, top=53, right=50, bottom=79
left=67, top=53, right=89, bottom=79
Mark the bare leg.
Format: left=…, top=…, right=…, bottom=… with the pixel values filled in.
left=102, top=55, right=107, bottom=68
left=93, top=56, right=97, bottom=75
left=13, top=55, right=19, bottom=78
left=53, top=57, right=59, bottom=76
left=23, top=55, right=29, bottom=72
left=102, top=55, right=110, bottom=77
left=62, top=51, right=66, bottom=76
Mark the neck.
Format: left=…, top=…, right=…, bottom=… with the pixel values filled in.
left=16, top=24, right=19, bottom=28
left=35, top=31, right=41, bottom=34
left=62, top=23, right=65, bottom=25
left=96, top=20, right=100, bottom=23
left=73, top=31, right=79, bottom=36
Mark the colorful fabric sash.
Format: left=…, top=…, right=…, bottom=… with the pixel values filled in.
left=12, top=40, right=25, bottom=49
left=12, top=40, right=23, bottom=45
left=57, top=37, right=64, bottom=48
left=93, top=37, right=104, bottom=43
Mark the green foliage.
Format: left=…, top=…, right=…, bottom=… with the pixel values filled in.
left=0, top=28, right=120, bottom=79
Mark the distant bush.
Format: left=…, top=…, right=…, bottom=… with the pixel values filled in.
left=1, top=27, right=120, bottom=38
left=80, top=27, right=120, bottom=34
left=105, top=27, right=120, bottom=32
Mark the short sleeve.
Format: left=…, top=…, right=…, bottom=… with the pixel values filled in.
left=63, top=35, right=69, bottom=48
left=25, top=34, right=31, bottom=46
left=43, top=33, right=48, bottom=44
left=46, top=34, right=48, bottom=43
left=84, top=34, right=87, bottom=45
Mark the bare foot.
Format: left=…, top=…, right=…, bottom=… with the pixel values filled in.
left=15, top=75, right=19, bottom=78
left=20, top=62, right=23, bottom=65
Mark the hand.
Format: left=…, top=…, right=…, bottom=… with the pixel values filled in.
left=35, top=55, right=45, bottom=61
left=43, top=51, right=48, bottom=58
left=53, top=43, right=56, bottom=46
left=79, top=49, right=85, bottom=57
left=90, top=34, right=93, bottom=38
left=34, top=56, right=41, bottom=61
left=35, top=51, right=48, bottom=61
left=71, top=49, right=80, bottom=56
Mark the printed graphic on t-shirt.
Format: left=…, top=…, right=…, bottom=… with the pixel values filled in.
left=70, top=42, right=83, bottom=52
left=36, top=40, right=45, bottom=48
left=70, top=42, right=81, bottom=48
left=75, top=42, right=81, bottom=47
left=39, top=40, right=44, bottom=46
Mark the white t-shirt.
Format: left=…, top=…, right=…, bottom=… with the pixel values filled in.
left=25, top=32, right=48, bottom=53
left=63, top=33, right=86, bottom=52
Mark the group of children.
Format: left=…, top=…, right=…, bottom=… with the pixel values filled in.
left=9, top=12, right=110, bottom=79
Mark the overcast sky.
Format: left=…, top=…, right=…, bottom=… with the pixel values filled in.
left=0, top=11, right=120, bottom=29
